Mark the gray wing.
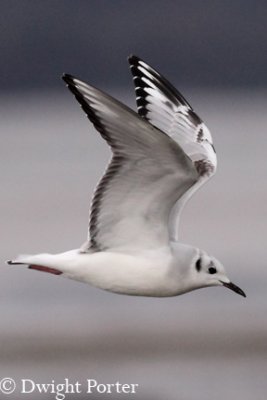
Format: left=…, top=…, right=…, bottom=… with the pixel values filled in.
left=63, top=74, right=198, bottom=252
left=128, top=55, right=217, bottom=240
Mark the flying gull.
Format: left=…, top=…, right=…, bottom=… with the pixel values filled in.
left=7, top=55, right=246, bottom=298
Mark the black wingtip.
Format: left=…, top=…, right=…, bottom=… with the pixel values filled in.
left=62, top=73, right=76, bottom=85
left=128, top=54, right=142, bottom=65
left=6, top=260, right=13, bottom=265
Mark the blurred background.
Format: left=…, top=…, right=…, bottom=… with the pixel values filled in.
left=1, top=1, right=267, bottom=399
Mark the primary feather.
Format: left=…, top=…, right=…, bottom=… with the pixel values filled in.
left=128, top=55, right=217, bottom=240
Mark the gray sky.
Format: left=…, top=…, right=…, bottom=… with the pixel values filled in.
left=1, top=0, right=267, bottom=91
left=1, top=3, right=267, bottom=399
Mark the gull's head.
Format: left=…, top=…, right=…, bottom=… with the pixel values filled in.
left=191, top=250, right=246, bottom=297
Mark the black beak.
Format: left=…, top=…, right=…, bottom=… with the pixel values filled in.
left=220, top=281, right=246, bottom=297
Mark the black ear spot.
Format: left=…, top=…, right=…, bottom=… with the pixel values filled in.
left=195, top=258, right=202, bottom=272
left=208, top=267, right=217, bottom=274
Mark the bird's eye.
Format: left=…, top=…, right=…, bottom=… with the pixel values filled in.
left=195, top=258, right=202, bottom=272
left=208, top=267, right=217, bottom=274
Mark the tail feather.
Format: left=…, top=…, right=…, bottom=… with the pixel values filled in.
left=6, top=260, right=25, bottom=265
left=7, top=254, right=63, bottom=275
left=6, top=254, right=33, bottom=266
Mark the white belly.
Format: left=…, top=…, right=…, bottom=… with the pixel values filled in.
left=57, top=249, right=178, bottom=297
left=15, top=248, right=181, bottom=297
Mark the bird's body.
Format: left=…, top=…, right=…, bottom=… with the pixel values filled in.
left=13, top=243, right=200, bottom=297
left=8, top=56, right=245, bottom=298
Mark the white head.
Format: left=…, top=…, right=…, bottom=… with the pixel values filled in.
left=190, top=249, right=246, bottom=297
left=172, top=243, right=246, bottom=297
